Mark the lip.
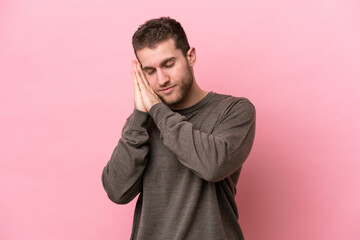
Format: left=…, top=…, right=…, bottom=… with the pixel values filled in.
left=159, top=86, right=175, bottom=94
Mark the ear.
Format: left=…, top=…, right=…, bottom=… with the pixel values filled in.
left=186, top=47, right=196, bottom=67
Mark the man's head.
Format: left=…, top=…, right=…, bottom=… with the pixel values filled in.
left=132, top=17, right=190, bottom=57
left=131, top=17, right=205, bottom=110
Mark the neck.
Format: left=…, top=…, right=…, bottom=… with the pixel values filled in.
left=170, top=81, right=208, bottom=110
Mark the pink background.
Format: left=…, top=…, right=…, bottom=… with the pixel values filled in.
left=1, top=0, right=359, bottom=239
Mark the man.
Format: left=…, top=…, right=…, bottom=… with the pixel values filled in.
left=102, top=17, right=256, bottom=240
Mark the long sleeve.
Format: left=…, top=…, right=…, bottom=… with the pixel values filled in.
left=102, top=109, right=150, bottom=204
left=148, top=98, right=256, bottom=182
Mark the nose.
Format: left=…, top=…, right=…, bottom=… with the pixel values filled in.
left=157, top=69, right=170, bottom=86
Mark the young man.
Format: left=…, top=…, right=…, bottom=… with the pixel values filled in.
left=102, top=17, right=256, bottom=240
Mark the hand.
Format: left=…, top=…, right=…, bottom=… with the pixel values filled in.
left=131, top=60, right=161, bottom=112
left=132, top=61, right=146, bottom=112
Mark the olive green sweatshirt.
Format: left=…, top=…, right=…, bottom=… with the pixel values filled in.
left=102, top=92, right=256, bottom=240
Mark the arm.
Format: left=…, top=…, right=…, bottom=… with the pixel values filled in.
left=149, top=99, right=256, bottom=182
left=131, top=59, right=255, bottom=182
left=102, top=62, right=151, bottom=204
left=102, top=109, right=150, bottom=204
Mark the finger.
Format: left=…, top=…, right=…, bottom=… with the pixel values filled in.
left=131, top=70, right=137, bottom=86
left=135, top=72, right=144, bottom=92
left=132, top=60, right=137, bottom=72
left=131, top=61, right=144, bottom=88
left=132, top=60, right=143, bottom=86
left=132, top=71, right=147, bottom=111
left=131, top=71, right=139, bottom=94
left=131, top=61, right=139, bottom=86
left=135, top=61, right=150, bottom=88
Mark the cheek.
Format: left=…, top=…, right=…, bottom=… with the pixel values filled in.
left=171, top=64, right=186, bottom=80
left=146, top=77, right=157, bottom=89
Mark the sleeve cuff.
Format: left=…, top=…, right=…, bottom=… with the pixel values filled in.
left=129, top=108, right=150, bottom=129
left=148, top=102, right=170, bottom=125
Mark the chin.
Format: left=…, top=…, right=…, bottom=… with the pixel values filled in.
left=161, top=94, right=183, bottom=106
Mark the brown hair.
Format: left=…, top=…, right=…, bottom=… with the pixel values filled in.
left=132, top=17, right=190, bottom=57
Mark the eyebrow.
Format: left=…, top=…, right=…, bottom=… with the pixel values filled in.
left=142, top=57, right=176, bottom=70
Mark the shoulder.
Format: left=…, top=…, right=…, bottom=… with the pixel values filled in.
left=210, top=92, right=255, bottom=113
left=206, top=92, right=256, bottom=126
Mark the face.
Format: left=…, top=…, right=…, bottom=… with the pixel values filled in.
left=136, top=38, right=195, bottom=108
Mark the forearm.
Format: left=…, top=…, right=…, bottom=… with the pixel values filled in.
left=149, top=100, right=256, bottom=182
left=102, top=109, right=150, bottom=204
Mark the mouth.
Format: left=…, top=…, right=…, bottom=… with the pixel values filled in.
left=159, top=86, right=175, bottom=94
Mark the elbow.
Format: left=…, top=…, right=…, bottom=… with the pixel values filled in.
left=101, top=171, right=130, bottom=205
left=105, top=190, right=133, bottom=205
left=199, top=163, right=243, bottom=183
left=101, top=167, right=141, bottom=204
left=195, top=155, right=245, bottom=183
left=202, top=175, right=221, bottom=183
left=198, top=168, right=227, bottom=183
left=102, top=179, right=134, bottom=205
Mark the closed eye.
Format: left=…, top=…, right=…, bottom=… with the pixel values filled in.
left=164, top=62, right=175, bottom=68
left=144, top=68, right=156, bottom=75
left=161, top=58, right=176, bottom=69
